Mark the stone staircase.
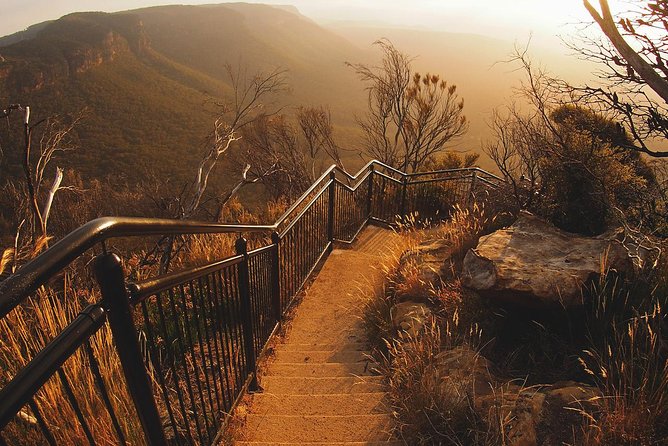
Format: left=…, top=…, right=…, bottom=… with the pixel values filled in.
left=232, top=227, right=401, bottom=445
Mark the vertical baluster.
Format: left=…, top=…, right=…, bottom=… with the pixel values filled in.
left=235, top=238, right=258, bottom=391
left=28, top=399, right=56, bottom=446
left=203, top=273, right=228, bottom=414
left=57, top=368, right=95, bottom=445
left=84, top=342, right=129, bottom=446
left=468, top=170, right=478, bottom=206
left=400, top=175, right=408, bottom=223
left=218, top=268, right=243, bottom=399
left=138, top=301, right=183, bottom=446
left=190, top=279, right=217, bottom=432
left=327, top=172, right=336, bottom=244
left=209, top=272, right=234, bottom=410
left=197, top=276, right=223, bottom=419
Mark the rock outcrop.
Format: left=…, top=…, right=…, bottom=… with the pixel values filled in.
left=462, top=212, right=634, bottom=307
left=428, top=345, right=600, bottom=446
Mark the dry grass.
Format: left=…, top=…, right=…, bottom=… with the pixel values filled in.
left=359, top=212, right=439, bottom=354
left=578, top=269, right=668, bottom=445
left=380, top=318, right=504, bottom=445
left=0, top=282, right=144, bottom=445
left=362, top=203, right=506, bottom=444
left=434, top=202, right=497, bottom=261
left=363, top=202, right=667, bottom=445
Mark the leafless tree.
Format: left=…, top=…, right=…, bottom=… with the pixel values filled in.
left=347, top=39, right=468, bottom=172
left=298, top=106, right=346, bottom=175
left=239, top=105, right=343, bottom=202
left=0, top=105, right=81, bottom=274
left=569, top=0, right=668, bottom=157
left=182, top=65, right=288, bottom=219
left=484, top=106, right=546, bottom=208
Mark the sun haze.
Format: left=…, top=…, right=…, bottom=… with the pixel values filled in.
left=1, top=0, right=627, bottom=45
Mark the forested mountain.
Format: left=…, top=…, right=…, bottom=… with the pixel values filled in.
left=0, top=4, right=366, bottom=187
left=0, top=3, right=593, bottom=183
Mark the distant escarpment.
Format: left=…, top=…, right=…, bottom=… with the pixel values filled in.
left=0, top=13, right=151, bottom=93
left=0, top=3, right=365, bottom=185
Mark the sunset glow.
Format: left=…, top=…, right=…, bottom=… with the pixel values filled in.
left=1, top=0, right=632, bottom=45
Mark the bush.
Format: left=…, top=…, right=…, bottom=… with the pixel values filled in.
left=578, top=263, right=668, bottom=445
left=539, top=106, right=651, bottom=235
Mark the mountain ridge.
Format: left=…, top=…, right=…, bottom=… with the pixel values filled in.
left=0, top=3, right=595, bottom=185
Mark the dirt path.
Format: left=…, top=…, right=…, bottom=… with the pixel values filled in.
left=232, top=226, right=402, bottom=445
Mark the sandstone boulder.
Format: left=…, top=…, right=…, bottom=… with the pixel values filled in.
left=426, top=345, right=600, bottom=446
left=433, top=346, right=495, bottom=397
left=462, top=212, right=634, bottom=307
left=474, top=380, right=600, bottom=446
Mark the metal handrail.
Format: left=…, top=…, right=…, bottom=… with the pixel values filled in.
left=406, top=166, right=503, bottom=181
left=0, top=304, right=107, bottom=428
left=0, top=158, right=504, bottom=445
left=0, top=159, right=441, bottom=318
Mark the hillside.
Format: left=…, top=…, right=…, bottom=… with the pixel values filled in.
left=0, top=3, right=596, bottom=183
left=0, top=4, right=367, bottom=188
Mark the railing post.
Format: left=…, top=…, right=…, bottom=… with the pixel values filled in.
left=270, top=231, right=282, bottom=324
left=468, top=169, right=478, bottom=206
left=327, top=171, right=336, bottom=242
left=367, top=165, right=374, bottom=218
left=235, top=237, right=258, bottom=392
left=93, top=253, right=167, bottom=446
left=399, top=175, right=408, bottom=221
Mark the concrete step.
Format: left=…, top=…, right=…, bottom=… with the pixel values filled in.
left=286, top=330, right=366, bottom=345
left=266, top=362, right=377, bottom=377
left=248, top=392, right=390, bottom=416
left=275, top=343, right=368, bottom=352
left=260, top=376, right=384, bottom=394
left=241, top=414, right=394, bottom=443
left=274, top=350, right=370, bottom=363
left=286, top=319, right=366, bottom=335
left=235, top=442, right=402, bottom=446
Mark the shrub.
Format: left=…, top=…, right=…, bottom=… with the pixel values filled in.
left=579, top=265, right=668, bottom=444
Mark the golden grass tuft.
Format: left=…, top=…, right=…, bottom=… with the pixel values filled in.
left=362, top=202, right=505, bottom=444
left=380, top=319, right=503, bottom=445
left=0, top=281, right=144, bottom=444
left=579, top=271, right=668, bottom=445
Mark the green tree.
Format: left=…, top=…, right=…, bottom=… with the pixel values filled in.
left=486, top=49, right=652, bottom=234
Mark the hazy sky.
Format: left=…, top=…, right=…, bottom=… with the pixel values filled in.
left=1, top=0, right=623, bottom=45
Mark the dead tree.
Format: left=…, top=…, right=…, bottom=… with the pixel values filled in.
left=567, top=0, right=668, bottom=157
left=0, top=105, right=81, bottom=274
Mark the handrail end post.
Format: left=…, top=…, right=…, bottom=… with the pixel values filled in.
left=93, top=253, right=167, bottom=446
left=468, top=170, right=478, bottom=206
left=367, top=165, right=375, bottom=218
left=270, top=232, right=282, bottom=324
left=399, top=175, right=408, bottom=222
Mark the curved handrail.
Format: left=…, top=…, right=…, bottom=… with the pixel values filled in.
left=0, top=217, right=275, bottom=318
left=0, top=161, right=369, bottom=317
left=0, top=159, right=501, bottom=319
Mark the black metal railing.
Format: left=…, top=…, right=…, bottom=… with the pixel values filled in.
left=0, top=160, right=503, bottom=445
